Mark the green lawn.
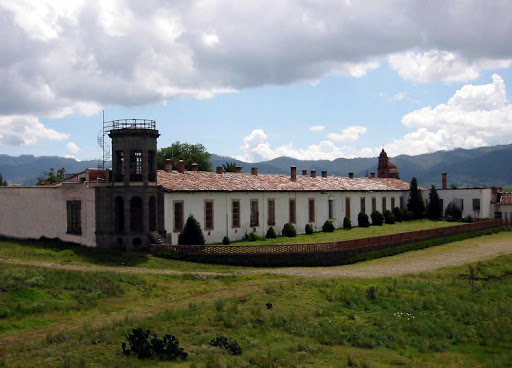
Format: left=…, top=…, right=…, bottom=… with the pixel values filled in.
left=1, top=250, right=511, bottom=367
left=233, top=219, right=457, bottom=245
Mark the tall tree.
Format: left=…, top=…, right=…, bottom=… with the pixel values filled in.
left=425, top=185, right=442, bottom=220
left=0, top=171, right=7, bottom=186
left=157, top=141, right=212, bottom=172
left=407, top=177, right=425, bottom=219
left=36, top=168, right=66, bottom=185
left=222, top=162, right=239, bottom=172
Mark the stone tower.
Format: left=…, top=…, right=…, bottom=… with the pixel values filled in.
left=377, top=149, right=400, bottom=179
left=95, top=119, right=165, bottom=250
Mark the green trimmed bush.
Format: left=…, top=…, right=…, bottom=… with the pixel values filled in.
left=466, top=215, right=473, bottom=223
left=370, top=210, right=384, bottom=226
left=266, top=226, right=277, bottom=239
left=392, top=207, right=403, bottom=222
left=403, top=210, right=414, bottom=221
left=357, top=212, right=370, bottom=227
left=248, top=232, right=258, bottom=241
left=222, top=236, right=230, bottom=245
left=282, top=223, right=296, bottom=237
left=343, top=217, right=352, bottom=229
left=322, top=220, right=335, bottom=232
left=178, top=215, right=205, bottom=245
left=305, top=223, right=314, bottom=234
left=384, top=210, right=396, bottom=224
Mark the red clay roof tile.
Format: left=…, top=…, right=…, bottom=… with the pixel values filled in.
left=157, top=170, right=410, bottom=192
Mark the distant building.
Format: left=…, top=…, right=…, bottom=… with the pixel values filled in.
left=378, top=149, right=400, bottom=179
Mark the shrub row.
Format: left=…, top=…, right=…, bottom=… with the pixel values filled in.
left=155, top=227, right=503, bottom=267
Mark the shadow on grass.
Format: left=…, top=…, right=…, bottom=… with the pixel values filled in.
left=0, top=236, right=151, bottom=267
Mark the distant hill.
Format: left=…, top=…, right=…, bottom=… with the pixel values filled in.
left=1, top=144, right=512, bottom=187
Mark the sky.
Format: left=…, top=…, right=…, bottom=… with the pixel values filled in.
left=1, top=0, right=512, bottom=163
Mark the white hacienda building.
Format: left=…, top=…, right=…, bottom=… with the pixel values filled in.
left=0, top=120, right=509, bottom=249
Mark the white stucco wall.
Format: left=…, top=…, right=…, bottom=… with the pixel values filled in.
left=437, top=188, right=493, bottom=219
left=164, top=190, right=409, bottom=244
left=0, top=183, right=96, bottom=246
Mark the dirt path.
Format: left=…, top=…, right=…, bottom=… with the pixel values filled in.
left=2, top=232, right=512, bottom=278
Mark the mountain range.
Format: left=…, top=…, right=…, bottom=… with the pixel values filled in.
left=1, top=144, right=511, bottom=187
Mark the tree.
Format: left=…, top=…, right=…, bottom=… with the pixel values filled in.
left=157, top=142, right=212, bottom=172
left=407, top=177, right=425, bottom=219
left=36, top=168, right=65, bottom=185
left=445, top=201, right=462, bottom=221
left=425, top=185, right=443, bottom=220
left=222, top=162, right=240, bottom=172
left=0, top=171, right=7, bottom=186
left=178, top=215, right=205, bottom=245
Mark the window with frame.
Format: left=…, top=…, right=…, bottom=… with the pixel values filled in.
left=391, top=197, right=395, bottom=209
left=308, top=198, right=315, bottom=223
left=129, top=150, right=143, bottom=181
left=173, top=201, right=184, bottom=232
left=372, top=197, right=376, bottom=213
left=382, top=197, right=387, bottom=212
left=473, top=198, right=481, bottom=213
left=204, top=200, right=214, bottom=230
left=454, top=198, right=464, bottom=211
left=399, top=196, right=404, bottom=210
left=267, top=198, right=275, bottom=226
left=66, top=201, right=82, bottom=235
left=328, top=199, right=335, bottom=219
left=289, top=198, right=296, bottom=223
left=250, top=199, right=259, bottom=227
left=360, top=197, right=365, bottom=213
left=345, top=197, right=351, bottom=218
left=232, top=200, right=240, bottom=228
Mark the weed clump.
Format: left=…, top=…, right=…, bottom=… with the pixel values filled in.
left=121, top=328, right=188, bottom=361
left=210, top=336, right=242, bottom=355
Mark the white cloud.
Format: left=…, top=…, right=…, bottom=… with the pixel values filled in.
left=309, top=125, right=325, bottom=132
left=237, top=128, right=372, bottom=162
left=0, top=114, right=69, bottom=145
left=328, top=126, right=367, bottom=143
left=389, top=50, right=512, bottom=83
left=384, top=74, right=512, bottom=156
left=390, top=92, right=405, bottom=101
left=66, top=141, right=80, bottom=154
left=2, top=1, right=512, bottom=119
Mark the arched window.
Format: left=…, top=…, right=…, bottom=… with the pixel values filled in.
left=130, top=197, right=143, bottom=233
left=114, top=197, right=124, bottom=232
left=148, top=196, right=156, bottom=232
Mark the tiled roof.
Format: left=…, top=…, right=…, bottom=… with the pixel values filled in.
left=157, top=170, right=411, bottom=192
left=498, top=192, right=512, bottom=205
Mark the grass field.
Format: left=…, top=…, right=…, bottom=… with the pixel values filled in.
left=231, top=220, right=456, bottom=245
left=1, top=234, right=511, bottom=367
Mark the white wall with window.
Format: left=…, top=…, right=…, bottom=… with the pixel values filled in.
left=0, top=183, right=97, bottom=246
left=164, top=189, right=410, bottom=244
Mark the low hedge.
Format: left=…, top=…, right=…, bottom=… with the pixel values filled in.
left=154, top=227, right=504, bottom=267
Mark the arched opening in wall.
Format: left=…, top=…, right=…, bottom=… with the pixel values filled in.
left=114, top=197, right=125, bottom=232
left=132, top=237, right=142, bottom=248
left=148, top=196, right=156, bottom=232
left=130, top=196, right=143, bottom=233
